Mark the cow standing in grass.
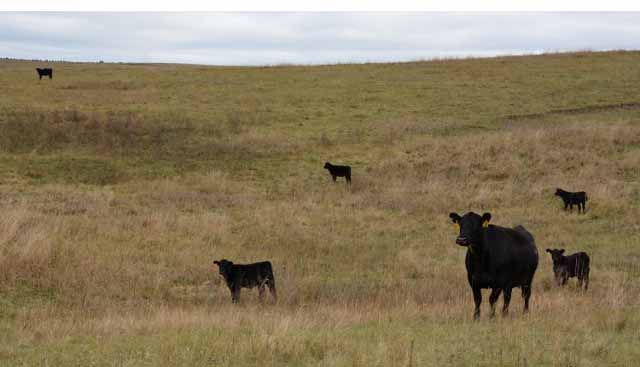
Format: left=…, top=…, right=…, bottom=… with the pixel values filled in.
left=324, top=162, right=351, bottom=184
left=554, top=188, right=588, bottom=213
left=545, top=249, right=590, bottom=290
left=36, top=68, right=53, bottom=80
left=449, top=212, right=539, bottom=319
left=213, top=259, right=277, bottom=303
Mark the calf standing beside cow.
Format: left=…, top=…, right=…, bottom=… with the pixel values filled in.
left=447, top=212, right=592, bottom=319
left=545, top=249, right=590, bottom=290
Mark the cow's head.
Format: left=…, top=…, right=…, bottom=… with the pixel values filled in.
left=323, top=162, right=331, bottom=169
left=545, top=249, right=568, bottom=285
left=449, top=212, right=491, bottom=247
left=554, top=188, right=563, bottom=196
left=213, top=259, right=234, bottom=277
left=545, top=248, right=565, bottom=262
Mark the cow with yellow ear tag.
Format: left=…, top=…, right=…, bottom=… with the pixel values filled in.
left=448, top=211, right=538, bottom=320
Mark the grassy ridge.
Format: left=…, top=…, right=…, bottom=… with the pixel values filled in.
left=1, top=52, right=640, bottom=366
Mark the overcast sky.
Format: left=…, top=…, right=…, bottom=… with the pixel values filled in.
left=0, top=12, right=639, bottom=65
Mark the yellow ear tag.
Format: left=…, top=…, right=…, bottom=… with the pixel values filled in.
left=482, top=220, right=490, bottom=228
left=453, top=223, right=460, bottom=230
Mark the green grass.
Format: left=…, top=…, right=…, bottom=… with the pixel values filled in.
left=1, top=51, right=640, bottom=366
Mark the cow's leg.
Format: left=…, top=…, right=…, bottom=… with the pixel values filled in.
left=230, top=291, right=239, bottom=303
left=522, top=285, right=532, bottom=313
left=267, top=278, right=277, bottom=302
left=332, top=175, right=337, bottom=182
left=472, top=287, right=482, bottom=320
left=583, top=271, right=589, bottom=291
left=346, top=174, right=351, bottom=184
left=554, top=272, right=563, bottom=286
left=258, top=284, right=266, bottom=302
left=489, top=288, right=502, bottom=318
left=502, top=288, right=512, bottom=316
left=232, top=284, right=241, bottom=303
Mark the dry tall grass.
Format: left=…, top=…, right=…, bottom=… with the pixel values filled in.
left=1, top=52, right=639, bottom=366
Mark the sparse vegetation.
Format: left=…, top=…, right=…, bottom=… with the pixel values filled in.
left=0, top=52, right=639, bottom=366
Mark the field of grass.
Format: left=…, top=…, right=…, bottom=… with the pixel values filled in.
left=1, top=51, right=639, bottom=366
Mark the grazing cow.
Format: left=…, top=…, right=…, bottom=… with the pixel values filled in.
left=213, top=259, right=277, bottom=303
left=324, top=162, right=351, bottom=184
left=554, top=188, right=588, bottom=213
left=36, top=68, right=53, bottom=80
left=449, top=212, right=539, bottom=319
left=545, top=249, right=590, bottom=290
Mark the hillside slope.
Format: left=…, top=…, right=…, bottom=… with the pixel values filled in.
left=1, top=51, right=639, bottom=366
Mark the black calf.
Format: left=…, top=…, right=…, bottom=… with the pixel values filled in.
left=36, top=68, right=53, bottom=80
left=213, top=259, right=277, bottom=303
left=324, top=162, right=351, bottom=184
left=545, top=249, right=590, bottom=290
left=554, top=188, right=588, bottom=213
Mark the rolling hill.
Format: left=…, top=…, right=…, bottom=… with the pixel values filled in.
left=1, top=51, right=639, bottom=366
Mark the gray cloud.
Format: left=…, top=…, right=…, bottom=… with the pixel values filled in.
left=0, top=12, right=638, bottom=65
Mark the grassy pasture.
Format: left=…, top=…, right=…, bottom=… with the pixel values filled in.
left=0, top=51, right=640, bottom=366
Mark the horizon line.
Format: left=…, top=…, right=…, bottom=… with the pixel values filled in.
left=3, top=49, right=638, bottom=68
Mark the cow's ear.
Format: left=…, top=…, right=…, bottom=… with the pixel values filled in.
left=449, top=213, right=461, bottom=223
left=545, top=249, right=550, bottom=253
left=559, top=249, right=565, bottom=254
left=481, top=212, right=491, bottom=227
left=213, top=260, right=219, bottom=265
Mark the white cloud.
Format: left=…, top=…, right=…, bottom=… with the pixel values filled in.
left=0, top=13, right=638, bottom=65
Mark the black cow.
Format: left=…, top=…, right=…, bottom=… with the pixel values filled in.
left=324, top=162, right=351, bottom=184
left=213, top=259, right=277, bottom=303
left=554, top=188, right=588, bottom=213
left=545, top=249, right=590, bottom=291
left=36, top=68, right=53, bottom=80
left=449, top=212, right=539, bottom=319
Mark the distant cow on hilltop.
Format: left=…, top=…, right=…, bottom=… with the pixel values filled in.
left=36, top=68, right=53, bottom=80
